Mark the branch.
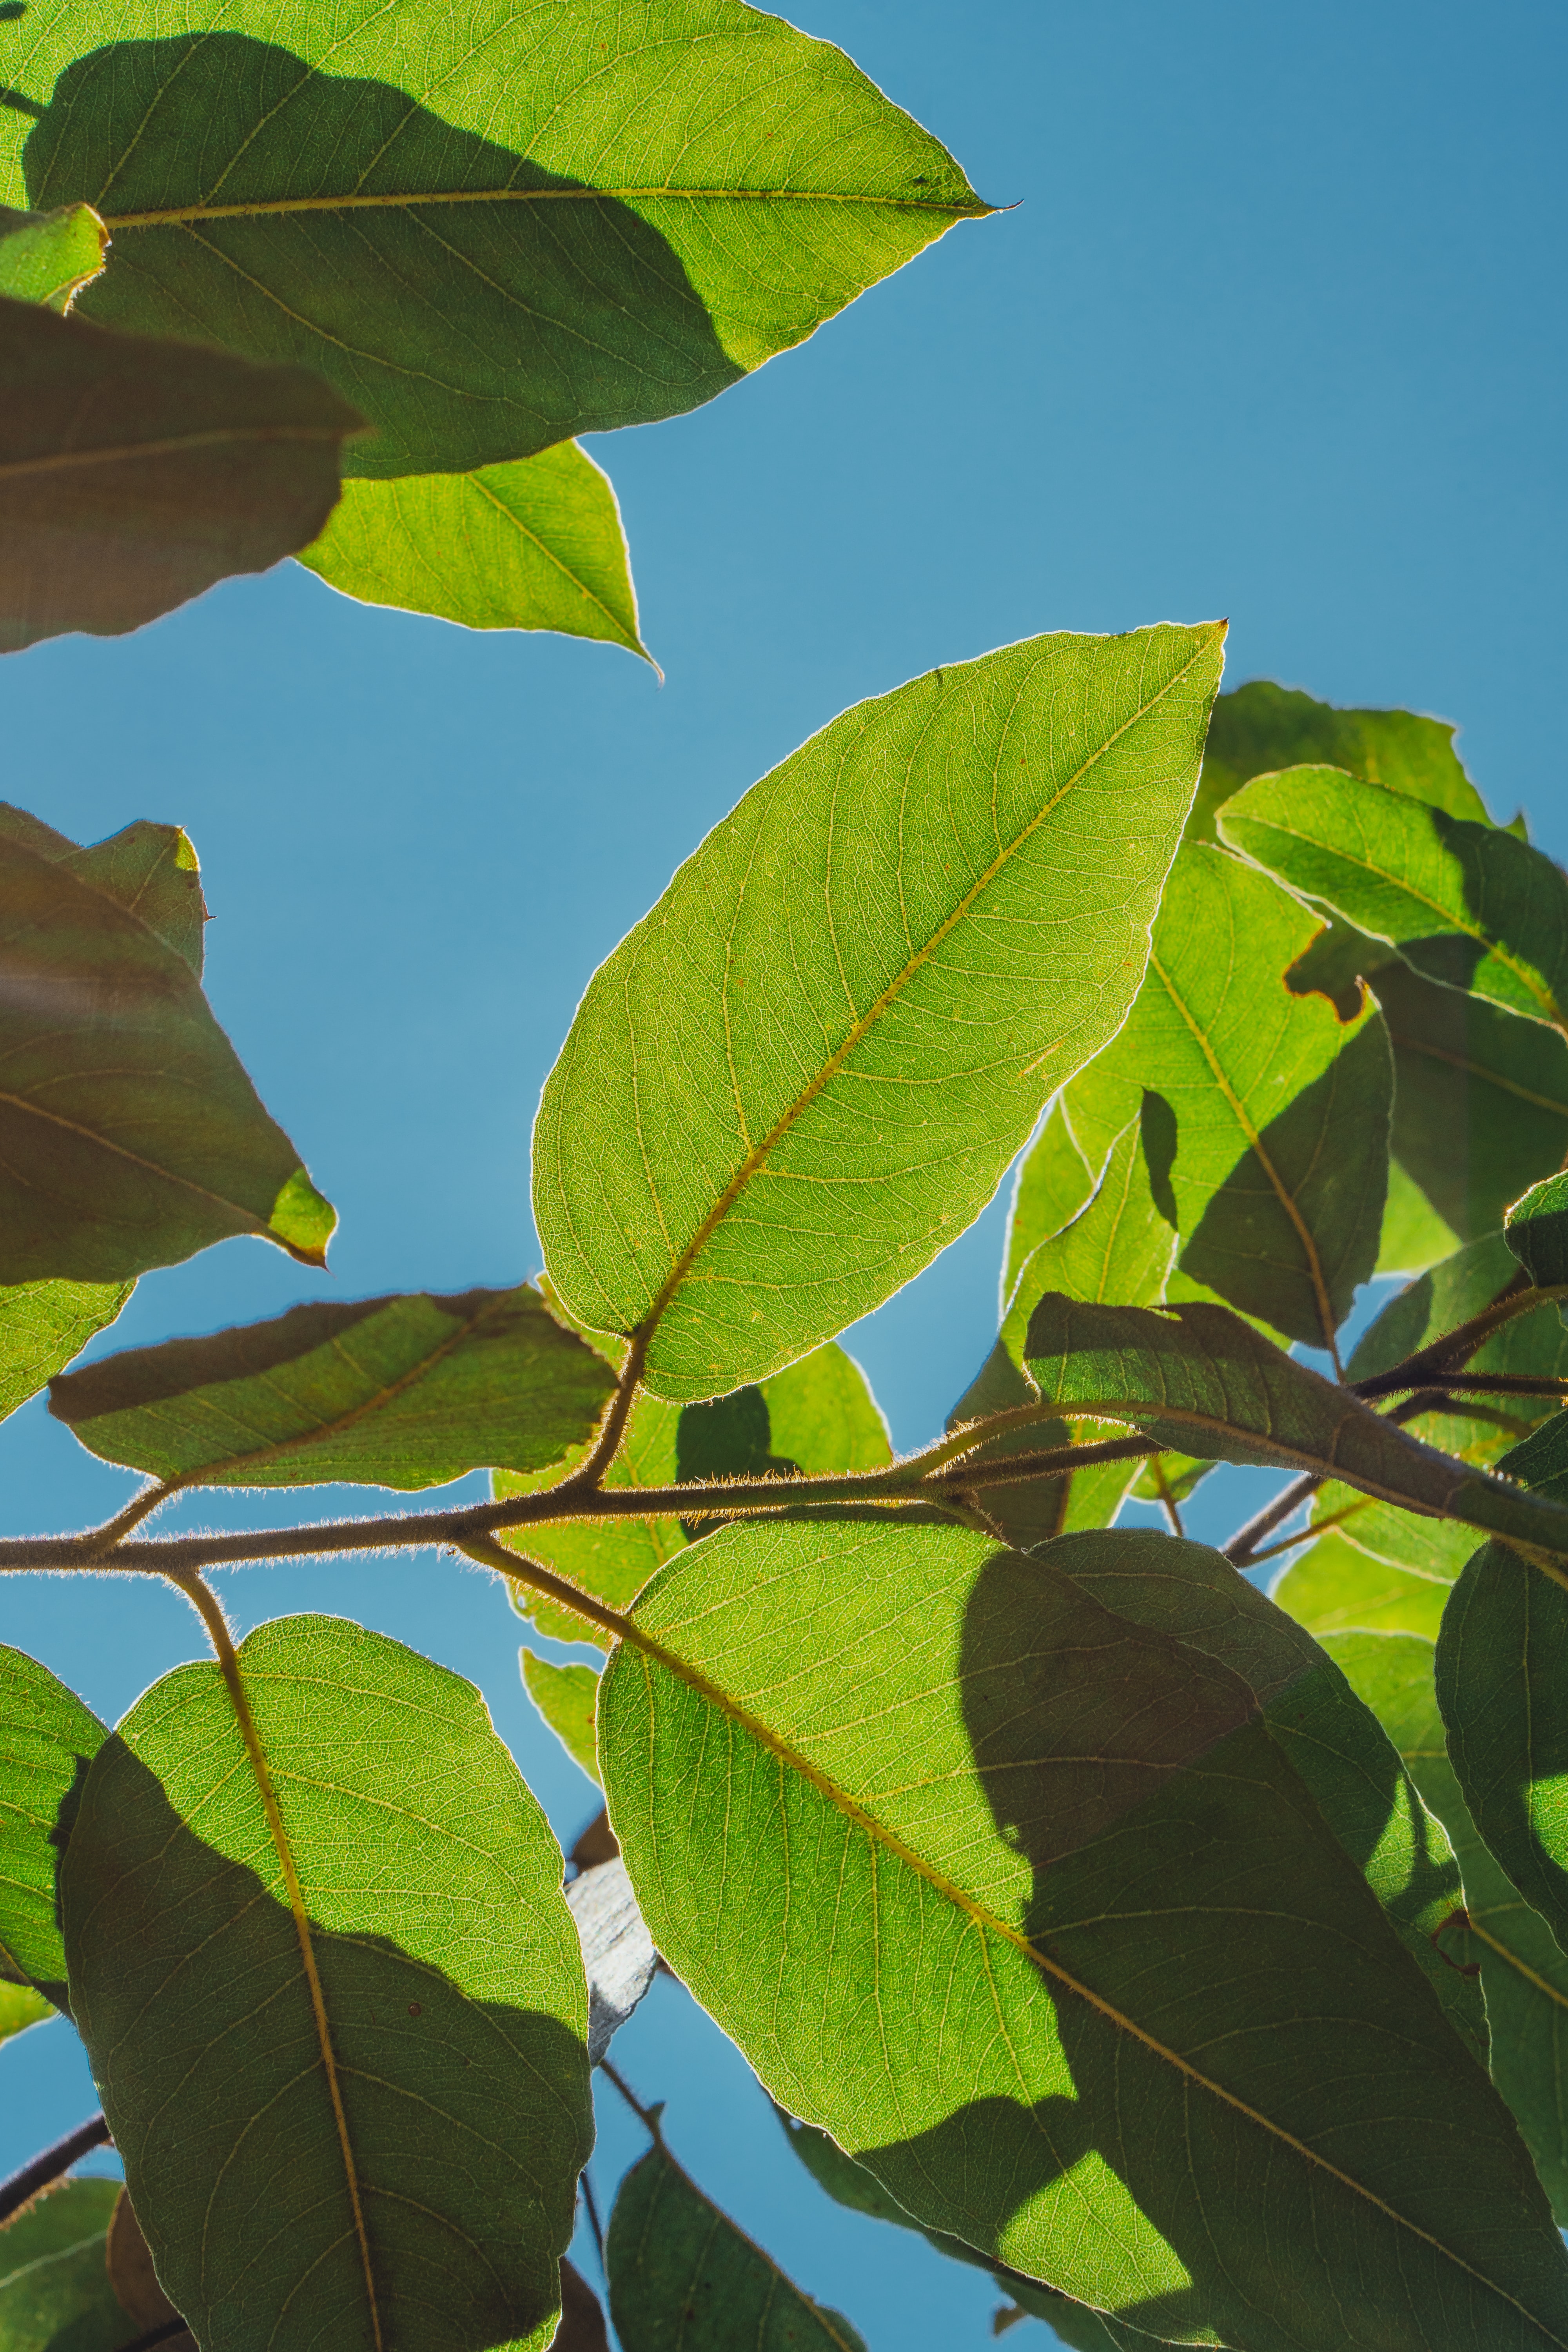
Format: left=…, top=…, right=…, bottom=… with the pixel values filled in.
left=1352, top=1275, right=1568, bottom=1400
left=1347, top=1372, right=1568, bottom=1403
left=1222, top=1472, right=1321, bottom=1566
left=2, top=1432, right=1156, bottom=1579
left=0, top=2111, right=111, bottom=2225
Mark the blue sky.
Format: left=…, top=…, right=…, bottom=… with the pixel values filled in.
left=2, top=3, right=1564, bottom=2342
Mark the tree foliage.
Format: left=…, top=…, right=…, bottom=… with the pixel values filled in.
left=0, top=7, right=1564, bottom=2352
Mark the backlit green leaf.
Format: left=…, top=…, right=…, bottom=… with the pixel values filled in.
left=62, top=1615, right=592, bottom=2352
left=601, top=1516, right=1568, bottom=2346
left=0, top=200, right=105, bottom=309
left=608, top=2137, right=865, bottom=2352
left=1023, top=1294, right=1568, bottom=1562
left=1329, top=1630, right=1568, bottom=2226
left=1191, top=680, right=1489, bottom=844
left=1220, top=768, right=1568, bottom=1032
left=0, top=1644, right=105, bottom=2006
left=0, top=1980, right=51, bottom=2048
left=0, top=816, right=333, bottom=1281
left=1377, top=1157, right=1461, bottom=1275
left=1002, top=1098, right=1099, bottom=1310
left=0, top=2179, right=129, bottom=2352
left=1374, top=960, right=1568, bottom=1242
left=537, top=624, right=1226, bottom=1401
left=0, top=1277, right=132, bottom=1429
left=522, top=1651, right=601, bottom=1786
left=0, top=803, right=208, bottom=976
left=298, top=445, right=652, bottom=658
left=1506, top=1175, right=1568, bottom=1289
left=13, top=4, right=989, bottom=477
left=1272, top=1530, right=1453, bottom=1640
left=50, top=1282, right=613, bottom=1490
left=1063, top=845, right=1390, bottom=1350
left=0, top=293, right=360, bottom=654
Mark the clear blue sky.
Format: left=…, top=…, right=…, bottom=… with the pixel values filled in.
left=2, top=3, right=1564, bottom=2342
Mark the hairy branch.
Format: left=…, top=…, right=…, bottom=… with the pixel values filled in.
left=1352, top=1274, right=1567, bottom=1401
left=0, top=2111, right=111, bottom=2226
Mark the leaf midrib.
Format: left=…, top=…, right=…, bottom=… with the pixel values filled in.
left=609, top=1605, right=1568, bottom=2345
left=0, top=1083, right=281, bottom=1235
left=636, top=633, right=1221, bottom=1354
left=102, top=186, right=992, bottom=231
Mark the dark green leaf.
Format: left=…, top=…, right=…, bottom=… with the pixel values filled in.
left=537, top=624, right=1226, bottom=1401
left=1506, top=1176, right=1568, bottom=1289
left=1023, top=1294, right=1568, bottom=1562
left=298, top=445, right=653, bottom=658
left=0, top=2178, right=130, bottom=2352
left=601, top=1517, right=1568, bottom=2345
left=1328, top=1630, right=1568, bottom=2227
left=608, top=2137, right=865, bottom=2352
left=1191, top=680, right=1490, bottom=844
left=1220, top=768, right=1568, bottom=1031
left=0, top=1644, right=105, bottom=2006
left=1374, top=960, right=1568, bottom=1243
left=62, top=1615, right=592, bottom=2352
left=1063, top=845, right=1391, bottom=1350
left=522, top=1650, right=601, bottom=1785
left=1045, top=1527, right=1482, bottom=2054
left=15, top=9, right=989, bottom=477
left=0, top=804, right=208, bottom=976
left=0, top=293, right=360, bottom=653
left=50, top=1281, right=612, bottom=1489
left=0, top=199, right=105, bottom=309
left=1347, top=1232, right=1519, bottom=1383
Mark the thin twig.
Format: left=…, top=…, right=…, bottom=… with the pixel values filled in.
left=558, top=1329, right=649, bottom=1493
left=578, top=2169, right=606, bottom=2279
left=600, top=2058, right=661, bottom=2139
left=1144, top=1457, right=1185, bottom=1539
left=0, top=2112, right=111, bottom=2225
left=1352, top=1272, right=1563, bottom=1399
left=1222, top=1473, right=1322, bottom=1566
left=1348, top=1372, right=1568, bottom=1403
left=85, top=1478, right=179, bottom=1551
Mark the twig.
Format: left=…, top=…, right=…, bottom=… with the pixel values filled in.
left=1143, top=1457, right=1185, bottom=1539
left=1352, top=1272, right=1564, bottom=1400
left=600, top=2058, right=662, bottom=2139
left=1348, top=1372, right=1568, bottom=1403
left=578, top=2169, right=606, bottom=2279
left=1222, top=1473, right=1322, bottom=1566
left=0, top=2111, right=111, bottom=2225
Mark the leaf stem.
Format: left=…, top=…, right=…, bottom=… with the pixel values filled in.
left=83, top=1478, right=179, bottom=1550
left=1221, top=1472, right=1321, bottom=1565
left=0, top=2111, right=111, bottom=2225
left=599, top=2058, right=662, bottom=2140
left=1353, top=1276, right=1568, bottom=1400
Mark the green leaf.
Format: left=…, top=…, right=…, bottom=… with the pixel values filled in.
left=0, top=803, right=208, bottom=976
left=1348, top=1232, right=1521, bottom=1384
left=955, top=1114, right=1176, bottom=1548
left=759, top=1345, right=892, bottom=1475
left=0, top=1980, right=52, bottom=2048
left=537, top=624, right=1227, bottom=1401
left=1377, top=1156, right=1461, bottom=1276
left=1022, top=1294, right=1568, bottom=1562
left=0, top=1644, right=105, bottom=2007
left=298, top=445, right=653, bottom=658
left=0, top=816, right=334, bottom=1281
left=0, top=1277, right=132, bottom=1427
left=0, top=2179, right=130, bottom=2352
left=0, top=200, right=105, bottom=309
left=14, top=9, right=989, bottom=478
left=1506, top=1175, right=1568, bottom=1289
left=1220, top=767, right=1568, bottom=1032
left=1328, top=1630, right=1568, bottom=2227
left=1045, top=1526, right=1482, bottom=2053
left=522, top=1650, right=601, bottom=1786
left=50, top=1281, right=613, bottom=1490
left=61, top=1614, right=592, bottom=2352
left=774, top=2108, right=1156, bottom=2352
left=1062, top=844, right=1391, bottom=1350
left=1002, top=1098, right=1099, bottom=1310
left=1272, top=1529, right=1454, bottom=1640
left=608, top=2136, right=865, bottom=2352
left=1374, top=959, right=1568, bottom=1242
left=1191, top=680, right=1490, bottom=844
left=1436, top=1419, right=1568, bottom=1965
left=0, top=293, right=361, bottom=654
left=600, top=1516, right=1568, bottom=2345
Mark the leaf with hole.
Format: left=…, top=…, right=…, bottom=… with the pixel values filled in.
left=1221, top=768, right=1568, bottom=1031
left=0, top=200, right=104, bottom=309
left=1062, top=844, right=1391, bottom=1351
left=1329, top=1630, right=1568, bottom=2227
left=0, top=2178, right=129, bottom=2352
left=60, top=1614, right=592, bottom=2352
left=0, top=294, right=360, bottom=653
left=50, top=1282, right=613, bottom=1490
left=600, top=1515, right=1568, bottom=2346
left=608, top=2136, right=865, bottom=2352
left=298, top=444, right=652, bottom=657
left=0, top=1644, right=105, bottom=2007
left=1022, top=1294, right=1568, bottom=1563
left=13, top=4, right=989, bottom=477
left=537, top=624, right=1226, bottom=1400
